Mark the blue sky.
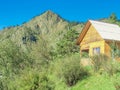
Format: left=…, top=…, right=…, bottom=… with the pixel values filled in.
left=0, top=0, right=120, bottom=29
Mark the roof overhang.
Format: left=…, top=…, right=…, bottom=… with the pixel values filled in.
left=76, top=20, right=91, bottom=45
left=104, top=39, right=120, bottom=42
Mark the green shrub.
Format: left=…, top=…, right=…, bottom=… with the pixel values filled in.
left=112, top=73, right=120, bottom=90
left=8, top=69, right=55, bottom=90
left=105, top=61, right=120, bottom=76
left=91, top=54, right=109, bottom=72
left=91, top=54, right=120, bottom=76
left=0, top=40, right=33, bottom=76
left=29, top=72, right=54, bottom=90
left=60, top=54, right=89, bottom=86
left=0, top=79, right=8, bottom=90
left=56, top=29, right=79, bottom=57
left=81, top=52, right=89, bottom=58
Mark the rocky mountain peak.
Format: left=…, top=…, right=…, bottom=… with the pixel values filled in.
left=43, top=10, right=55, bottom=16
left=24, top=10, right=65, bottom=31
left=40, top=10, right=62, bottom=22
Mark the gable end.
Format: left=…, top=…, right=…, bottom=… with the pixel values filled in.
left=76, top=21, right=91, bottom=45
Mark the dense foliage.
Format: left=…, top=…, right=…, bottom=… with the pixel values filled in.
left=0, top=40, right=32, bottom=76
left=56, top=28, right=79, bottom=57
left=60, top=55, right=89, bottom=86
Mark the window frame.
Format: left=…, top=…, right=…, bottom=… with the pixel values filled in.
left=93, top=47, right=100, bottom=55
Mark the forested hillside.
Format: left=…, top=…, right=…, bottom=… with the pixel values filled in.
left=0, top=10, right=84, bottom=90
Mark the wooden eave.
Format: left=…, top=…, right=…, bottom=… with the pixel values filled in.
left=104, top=39, right=120, bottom=43
left=76, top=21, right=91, bottom=45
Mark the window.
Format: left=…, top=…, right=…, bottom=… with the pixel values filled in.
left=93, top=47, right=100, bottom=55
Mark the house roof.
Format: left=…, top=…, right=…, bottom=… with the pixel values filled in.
left=77, top=20, right=120, bottom=45
left=90, top=20, right=120, bottom=41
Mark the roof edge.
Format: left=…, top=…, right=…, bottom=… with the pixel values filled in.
left=76, top=20, right=91, bottom=45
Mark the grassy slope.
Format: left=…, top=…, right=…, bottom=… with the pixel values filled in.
left=71, top=75, right=116, bottom=90
left=47, top=53, right=118, bottom=90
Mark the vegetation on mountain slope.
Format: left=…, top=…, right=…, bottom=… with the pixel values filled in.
left=100, top=13, right=120, bottom=26
left=0, top=11, right=120, bottom=90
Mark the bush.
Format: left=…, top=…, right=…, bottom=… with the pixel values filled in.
left=8, top=69, right=55, bottom=90
left=81, top=52, right=89, bottom=58
left=91, top=54, right=109, bottom=72
left=30, top=72, right=54, bottom=90
left=0, top=40, right=33, bottom=76
left=56, top=29, right=79, bottom=57
left=91, top=54, right=120, bottom=75
left=105, top=61, right=120, bottom=76
left=0, top=79, right=8, bottom=90
left=111, top=73, right=120, bottom=90
left=60, top=54, right=89, bottom=86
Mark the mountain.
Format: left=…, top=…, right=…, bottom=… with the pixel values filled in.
left=0, top=10, right=84, bottom=54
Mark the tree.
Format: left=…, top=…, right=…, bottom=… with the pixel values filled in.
left=0, top=40, right=32, bottom=76
left=56, top=28, right=79, bottom=57
left=109, top=13, right=117, bottom=22
left=110, top=41, right=120, bottom=60
left=30, top=36, right=54, bottom=67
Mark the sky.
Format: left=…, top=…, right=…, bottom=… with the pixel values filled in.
left=0, top=0, right=120, bottom=29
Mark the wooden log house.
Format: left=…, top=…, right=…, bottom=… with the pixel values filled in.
left=77, top=20, right=120, bottom=57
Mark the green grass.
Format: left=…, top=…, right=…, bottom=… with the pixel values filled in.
left=71, top=74, right=116, bottom=90
left=41, top=71, right=120, bottom=90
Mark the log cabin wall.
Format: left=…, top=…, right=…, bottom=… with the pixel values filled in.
left=80, top=24, right=104, bottom=56
left=78, top=20, right=120, bottom=57
left=89, top=40, right=105, bottom=56
left=105, top=42, right=111, bottom=57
